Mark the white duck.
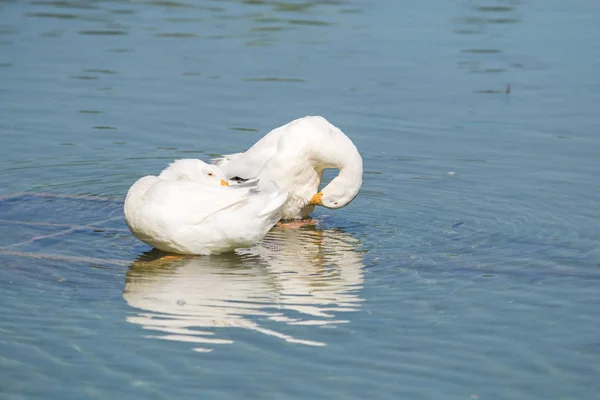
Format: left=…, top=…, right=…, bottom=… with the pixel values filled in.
left=214, top=115, right=363, bottom=220
left=124, top=159, right=287, bottom=255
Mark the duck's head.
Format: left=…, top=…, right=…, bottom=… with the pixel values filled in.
left=309, top=172, right=362, bottom=209
left=159, top=159, right=229, bottom=187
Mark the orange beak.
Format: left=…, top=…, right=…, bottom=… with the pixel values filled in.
left=309, top=192, right=323, bottom=206
left=220, top=179, right=229, bottom=187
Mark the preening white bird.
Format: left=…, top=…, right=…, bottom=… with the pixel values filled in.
left=214, top=116, right=363, bottom=220
left=124, top=159, right=287, bottom=255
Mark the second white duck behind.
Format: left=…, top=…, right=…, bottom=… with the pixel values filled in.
left=124, top=159, right=287, bottom=255
left=214, top=116, right=363, bottom=220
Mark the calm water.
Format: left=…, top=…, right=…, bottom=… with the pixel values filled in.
left=1, top=0, right=600, bottom=398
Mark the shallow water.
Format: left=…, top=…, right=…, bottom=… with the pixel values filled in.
left=1, top=0, right=600, bottom=399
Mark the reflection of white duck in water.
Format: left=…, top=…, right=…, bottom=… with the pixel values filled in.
left=122, top=224, right=365, bottom=352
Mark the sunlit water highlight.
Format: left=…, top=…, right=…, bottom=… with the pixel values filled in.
left=1, top=0, right=600, bottom=399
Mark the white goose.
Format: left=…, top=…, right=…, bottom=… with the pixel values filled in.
left=124, top=159, right=287, bottom=255
left=214, top=115, right=363, bottom=220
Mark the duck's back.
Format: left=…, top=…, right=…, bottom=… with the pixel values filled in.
left=215, top=116, right=336, bottom=179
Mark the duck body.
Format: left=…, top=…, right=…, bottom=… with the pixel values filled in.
left=214, top=116, right=363, bottom=220
left=124, top=159, right=287, bottom=255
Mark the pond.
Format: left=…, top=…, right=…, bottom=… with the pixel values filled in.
left=1, top=0, right=599, bottom=399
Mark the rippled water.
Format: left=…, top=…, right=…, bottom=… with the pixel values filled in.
left=1, top=0, right=600, bottom=399
left=124, top=226, right=364, bottom=349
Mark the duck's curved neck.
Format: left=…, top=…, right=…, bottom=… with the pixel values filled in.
left=263, top=116, right=363, bottom=204
left=311, top=133, right=363, bottom=201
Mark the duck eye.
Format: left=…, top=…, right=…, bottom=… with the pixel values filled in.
left=208, top=173, right=214, bottom=177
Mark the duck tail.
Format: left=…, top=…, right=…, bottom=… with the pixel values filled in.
left=211, top=152, right=243, bottom=166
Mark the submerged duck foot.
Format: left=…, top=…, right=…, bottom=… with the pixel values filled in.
left=161, top=254, right=185, bottom=260
left=276, top=219, right=318, bottom=229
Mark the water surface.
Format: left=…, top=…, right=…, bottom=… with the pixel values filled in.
left=1, top=0, right=600, bottom=399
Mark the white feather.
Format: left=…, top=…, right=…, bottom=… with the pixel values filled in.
left=212, top=115, right=363, bottom=220
left=124, top=159, right=287, bottom=255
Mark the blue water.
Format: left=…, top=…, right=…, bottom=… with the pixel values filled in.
left=1, top=0, right=600, bottom=399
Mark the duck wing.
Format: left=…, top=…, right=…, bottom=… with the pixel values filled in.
left=139, top=180, right=258, bottom=225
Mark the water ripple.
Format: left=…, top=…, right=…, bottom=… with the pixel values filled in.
left=123, top=225, right=365, bottom=352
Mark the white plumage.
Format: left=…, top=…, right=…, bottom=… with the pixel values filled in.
left=124, top=159, right=287, bottom=255
left=214, top=115, right=363, bottom=220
